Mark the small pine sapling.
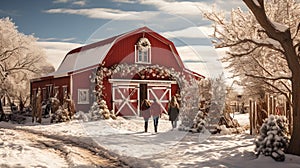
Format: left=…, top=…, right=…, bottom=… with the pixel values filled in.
left=254, top=115, right=289, bottom=161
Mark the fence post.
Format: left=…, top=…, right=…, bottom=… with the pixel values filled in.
left=289, top=93, right=293, bottom=134
left=249, top=99, right=253, bottom=135
left=270, top=96, right=274, bottom=115
left=254, top=101, right=257, bottom=134
left=266, top=93, right=270, bottom=117
left=282, top=96, right=286, bottom=117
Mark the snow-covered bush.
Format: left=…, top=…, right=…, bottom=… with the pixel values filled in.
left=255, top=115, right=289, bottom=162
left=217, top=125, right=244, bottom=135
left=73, top=111, right=89, bottom=122
left=189, top=110, right=208, bottom=133
left=89, top=100, right=116, bottom=121
left=89, top=102, right=101, bottom=120
left=51, top=107, right=71, bottom=123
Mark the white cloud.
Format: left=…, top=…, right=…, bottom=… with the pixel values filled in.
left=39, top=37, right=77, bottom=42
left=176, top=45, right=224, bottom=78
left=53, top=0, right=69, bottom=3
left=37, top=41, right=82, bottom=70
left=72, top=0, right=87, bottom=6
left=161, top=26, right=213, bottom=39
left=46, top=0, right=246, bottom=23
left=198, top=26, right=214, bottom=37
left=140, top=0, right=247, bottom=16
left=0, top=9, right=19, bottom=16
left=44, top=8, right=158, bottom=20
left=112, top=0, right=136, bottom=3
left=139, top=0, right=211, bottom=16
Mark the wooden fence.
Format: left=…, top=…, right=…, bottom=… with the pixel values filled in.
left=249, top=94, right=293, bottom=135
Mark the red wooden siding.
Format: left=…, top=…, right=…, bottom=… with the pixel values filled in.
left=71, top=69, right=96, bottom=112
left=103, top=32, right=183, bottom=72
left=31, top=76, right=70, bottom=104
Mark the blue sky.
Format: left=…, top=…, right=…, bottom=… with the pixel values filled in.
left=0, top=0, right=247, bottom=78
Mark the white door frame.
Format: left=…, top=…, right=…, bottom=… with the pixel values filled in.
left=109, top=79, right=176, bottom=116
left=147, top=84, right=171, bottom=114
left=111, top=83, right=139, bottom=116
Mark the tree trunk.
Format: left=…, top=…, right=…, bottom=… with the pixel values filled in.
left=242, top=0, right=300, bottom=155
left=287, top=77, right=300, bottom=155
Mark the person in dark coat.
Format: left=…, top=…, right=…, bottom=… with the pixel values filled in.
left=151, top=99, right=162, bottom=133
left=141, top=99, right=151, bottom=132
left=168, top=96, right=180, bottom=130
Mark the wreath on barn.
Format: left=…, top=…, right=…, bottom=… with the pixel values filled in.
left=137, top=37, right=151, bottom=51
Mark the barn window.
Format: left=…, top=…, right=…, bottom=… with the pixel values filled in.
left=78, top=89, right=89, bottom=104
left=32, top=88, right=37, bottom=99
left=135, top=37, right=151, bottom=64
left=42, top=87, right=47, bottom=101
left=53, top=86, right=59, bottom=97
left=62, top=85, right=68, bottom=95
left=46, top=84, right=53, bottom=98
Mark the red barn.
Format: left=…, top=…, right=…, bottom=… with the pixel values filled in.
left=30, top=27, right=204, bottom=116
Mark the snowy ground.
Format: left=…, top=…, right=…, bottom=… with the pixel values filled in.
left=1, top=113, right=300, bottom=167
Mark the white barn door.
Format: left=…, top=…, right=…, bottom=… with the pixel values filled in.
left=147, top=83, right=171, bottom=114
left=112, top=83, right=139, bottom=116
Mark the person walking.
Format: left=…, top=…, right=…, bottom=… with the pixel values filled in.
left=141, top=99, right=151, bottom=132
left=151, top=99, right=162, bottom=133
left=168, top=96, right=180, bottom=130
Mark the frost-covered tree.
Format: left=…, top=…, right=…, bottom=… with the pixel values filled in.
left=203, top=0, right=300, bottom=155
left=179, top=77, right=200, bottom=128
left=0, top=17, right=54, bottom=106
left=203, top=0, right=299, bottom=99
left=188, top=75, right=226, bottom=133
left=198, top=78, right=212, bottom=102
left=243, top=0, right=300, bottom=156
left=208, top=75, right=226, bottom=125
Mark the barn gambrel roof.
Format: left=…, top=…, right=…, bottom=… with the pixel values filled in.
left=51, top=26, right=204, bottom=79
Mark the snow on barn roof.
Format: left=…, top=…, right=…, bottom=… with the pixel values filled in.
left=54, top=43, right=113, bottom=75
left=50, top=26, right=204, bottom=79
left=53, top=34, right=121, bottom=76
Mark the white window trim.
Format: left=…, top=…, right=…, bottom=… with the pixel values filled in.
left=78, top=89, right=89, bottom=104
left=135, top=45, right=151, bottom=64
left=62, top=85, right=68, bottom=95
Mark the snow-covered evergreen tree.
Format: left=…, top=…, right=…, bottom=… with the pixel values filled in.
left=88, top=100, right=116, bottom=120
left=255, top=115, right=289, bottom=161
left=189, top=110, right=208, bottom=133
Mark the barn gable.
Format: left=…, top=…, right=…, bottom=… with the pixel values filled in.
left=54, top=27, right=191, bottom=76
left=30, top=26, right=204, bottom=115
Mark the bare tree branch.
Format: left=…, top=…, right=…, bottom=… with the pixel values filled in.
left=243, top=0, right=299, bottom=74
left=0, top=47, right=27, bottom=62
left=292, top=22, right=300, bottom=40
left=227, top=45, right=260, bottom=57
left=263, top=80, right=291, bottom=105
left=245, top=73, right=291, bottom=81
left=216, top=38, right=284, bottom=54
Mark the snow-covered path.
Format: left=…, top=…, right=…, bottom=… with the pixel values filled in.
left=0, top=123, right=132, bottom=168
left=83, top=118, right=188, bottom=159
left=1, top=114, right=300, bottom=168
